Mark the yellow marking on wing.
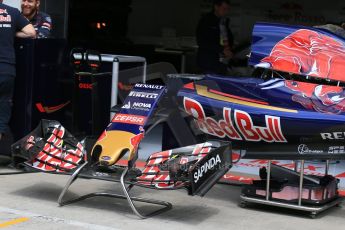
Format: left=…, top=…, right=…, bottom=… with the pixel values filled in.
left=196, top=85, right=298, bottom=113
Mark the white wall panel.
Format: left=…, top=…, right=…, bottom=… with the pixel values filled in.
left=3, top=0, right=21, bottom=9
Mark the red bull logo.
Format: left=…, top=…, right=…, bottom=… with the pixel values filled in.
left=130, top=132, right=144, bottom=149
left=183, top=97, right=287, bottom=143
left=258, top=29, right=345, bottom=82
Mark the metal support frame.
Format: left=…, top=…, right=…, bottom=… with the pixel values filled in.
left=72, top=53, right=147, bottom=121
left=110, top=58, right=147, bottom=120
left=266, top=160, right=271, bottom=200
left=58, top=162, right=172, bottom=219
left=298, top=160, right=305, bottom=206
left=240, top=159, right=343, bottom=218
left=110, top=60, right=120, bottom=119
left=240, top=195, right=343, bottom=216
left=325, top=160, right=330, bottom=175
left=294, top=160, right=299, bottom=172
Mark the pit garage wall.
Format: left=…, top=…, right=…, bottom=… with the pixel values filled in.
left=3, top=0, right=20, bottom=8
left=128, top=0, right=345, bottom=45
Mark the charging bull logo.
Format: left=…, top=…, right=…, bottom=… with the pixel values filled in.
left=285, top=81, right=345, bottom=114
left=257, top=29, right=345, bottom=81
left=130, top=132, right=145, bottom=150
left=261, top=79, right=345, bottom=114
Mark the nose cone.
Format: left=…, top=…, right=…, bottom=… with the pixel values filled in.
left=92, top=131, right=138, bottom=166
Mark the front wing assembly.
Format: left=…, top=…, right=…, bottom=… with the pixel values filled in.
left=7, top=120, right=232, bottom=218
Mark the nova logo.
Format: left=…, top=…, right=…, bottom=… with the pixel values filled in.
left=133, top=102, right=151, bottom=109
left=122, top=101, right=131, bottom=109
left=194, top=154, right=222, bottom=183
left=184, top=97, right=287, bottom=143
left=121, top=102, right=152, bottom=110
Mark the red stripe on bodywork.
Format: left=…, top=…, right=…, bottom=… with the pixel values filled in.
left=183, top=82, right=195, bottom=90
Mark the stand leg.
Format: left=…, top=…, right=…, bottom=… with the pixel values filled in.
left=110, top=61, right=120, bottom=120
left=294, top=161, right=299, bottom=172
left=58, top=161, right=88, bottom=206
left=143, top=62, right=147, bottom=83
left=120, top=167, right=172, bottom=219
left=298, top=160, right=305, bottom=206
left=325, top=160, right=330, bottom=176
left=58, top=165, right=172, bottom=219
left=266, top=160, right=271, bottom=201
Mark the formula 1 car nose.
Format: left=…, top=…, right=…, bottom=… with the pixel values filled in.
left=92, top=130, right=139, bottom=166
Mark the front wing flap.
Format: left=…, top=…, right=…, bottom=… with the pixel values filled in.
left=136, top=141, right=232, bottom=196
left=11, top=120, right=86, bottom=173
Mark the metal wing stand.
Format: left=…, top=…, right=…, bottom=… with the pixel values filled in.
left=240, top=159, right=344, bottom=218
left=57, top=150, right=173, bottom=219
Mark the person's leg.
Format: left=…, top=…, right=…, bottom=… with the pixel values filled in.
left=0, top=75, right=15, bottom=140
left=0, top=75, right=15, bottom=165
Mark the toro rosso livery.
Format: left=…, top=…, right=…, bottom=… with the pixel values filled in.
left=5, top=22, right=345, bottom=218
left=93, top=84, right=166, bottom=166
left=178, top=23, right=345, bottom=160
left=178, top=76, right=345, bottom=159
left=251, top=23, right=345, bottom=81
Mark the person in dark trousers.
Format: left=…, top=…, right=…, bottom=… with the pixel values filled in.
left=21, top=0, right=52, bottom=38
left=0, top=0, right=36, bottom=164
left=196, top=0, right=234, bottom=74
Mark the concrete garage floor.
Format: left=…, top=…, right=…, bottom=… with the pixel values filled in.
left=0, top=170, right=345, bottom=230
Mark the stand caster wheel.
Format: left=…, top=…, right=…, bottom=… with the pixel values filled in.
left=239, top=201, right=248, bottom=208
left=310, top=212, right=317, bottom=219
left=335, top=203, right=341, bottom=208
